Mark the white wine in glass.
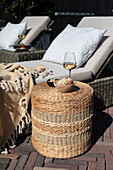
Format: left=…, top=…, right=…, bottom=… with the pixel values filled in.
left=63, top=52, right=77, bottom=78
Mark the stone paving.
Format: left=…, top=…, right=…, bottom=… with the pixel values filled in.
left=0, top=107, right=113, bottom=170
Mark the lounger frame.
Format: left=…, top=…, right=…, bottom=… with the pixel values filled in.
left=88, top=52, right=113, bottom=111
left=0, top=49, right=45, bottom=63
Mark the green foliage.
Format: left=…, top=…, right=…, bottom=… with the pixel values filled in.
left=0, top=0, right=54, bottom=18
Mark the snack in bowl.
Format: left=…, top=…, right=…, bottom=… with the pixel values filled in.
left=57, top=78, right=73, bottom=85
left=54, top=78, right=74, bottom=93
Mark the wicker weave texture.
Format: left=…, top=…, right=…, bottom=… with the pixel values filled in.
left=89, top=76, right=113, bottom=111
left=31, top=81, right=94, bottom=158
left=0, top=49, right=45, bottom=63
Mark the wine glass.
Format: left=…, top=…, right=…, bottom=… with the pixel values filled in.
left=63, top=52, right=77, bottom=78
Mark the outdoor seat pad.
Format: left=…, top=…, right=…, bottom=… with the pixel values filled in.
left=13, top=60, right=92, bottom=83
left=21, top=16, right=51, bottom=44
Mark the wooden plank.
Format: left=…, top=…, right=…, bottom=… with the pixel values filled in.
left=0, top=163, right=9, bottom=170
left=34, top=168, right=68, bottom=170
left=7, top=159, right=18, bottom=170
left=34, top=154, right=45, bottom=167
left=24, top=152, right=38, bottom=170
left=15, top=155, right=28, bottom=170
left=0, top=158, right=11, bottom=163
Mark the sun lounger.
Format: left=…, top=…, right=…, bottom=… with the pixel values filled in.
left=12, top=16, right=113, bottom=111
left=0, top=16, right=53, bottom=63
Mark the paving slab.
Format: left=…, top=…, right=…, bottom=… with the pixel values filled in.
left=0, top=107, right=113, bottom=170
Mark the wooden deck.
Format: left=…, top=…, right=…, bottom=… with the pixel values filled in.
left=0, top=106, right=113, bottom=170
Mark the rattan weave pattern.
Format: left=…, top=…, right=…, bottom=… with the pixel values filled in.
left=31, top=81, right=94, bottom=158
left=32, top=136, right=91, bottom=158
left=88, top=76, right=113, bottom=111
left=0, top=49, right=45, bottom=63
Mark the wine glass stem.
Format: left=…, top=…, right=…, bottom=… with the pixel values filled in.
left=69, top=69, right=71, bottom=78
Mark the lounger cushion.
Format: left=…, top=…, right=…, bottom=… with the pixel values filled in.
left=42, top=24, right=106, bottom=68
left=77, top=16, right=113, bottom=36
left=0, top=22, right=27, bottom=51
left=21, top=16, right=51, bottom=44
left=14, top=60, right=93, bottom=83
left=77, top=17, right=113, bottom=77
left=84, top=36, right=113, bottom=76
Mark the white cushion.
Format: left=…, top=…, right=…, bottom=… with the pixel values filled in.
left=42, top=24, right=106, bottom=68
left=0, top=22, right=27, bottom=51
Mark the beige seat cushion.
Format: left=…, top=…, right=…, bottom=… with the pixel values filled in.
left=77, top=16, right=113, bottom=77
left=14, top=60, right=92, bottom=83
left=77, top=16, right=113, bottom=36
left=84, top=36, right=113, bottom=76
left=21, top=16, right=51, bottom=44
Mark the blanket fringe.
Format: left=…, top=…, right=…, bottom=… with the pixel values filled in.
left=9, top=136, right=16, bottom=148
left=18, top=122, right=23, bottom=134
left=22, top=118, right=25, bottom=129
left=0, top=78, right=28, bottom=93
left=0, top=111, right=31, bottom=154
left=0, top=82, right=6, bottom=90
left=0, top=63, right=52, bottom=154
left=0, top=147, right=8, bottom=155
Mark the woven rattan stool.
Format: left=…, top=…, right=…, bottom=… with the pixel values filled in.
left=31, top=81, right=94, bottom=158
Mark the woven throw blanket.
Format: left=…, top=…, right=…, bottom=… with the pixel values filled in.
left=0, top=63, right=52, bottom=152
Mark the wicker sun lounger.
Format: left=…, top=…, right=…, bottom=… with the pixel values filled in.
left=9, top=17, right=113, bottom=111
left=0, top=16, right=53, bottom=63
left=77, top=17, right=113, bottom=111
